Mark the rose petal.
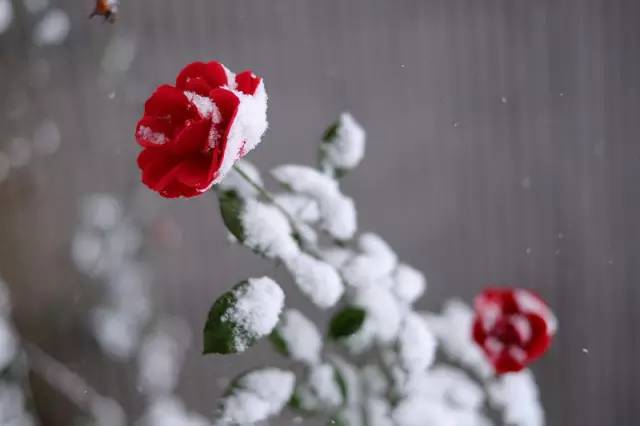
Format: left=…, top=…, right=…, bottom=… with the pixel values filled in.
left=235, top=70, right=262, bottom=95
left=138, top=148, right=181, bottom=191
left=207, top=88, right=240, bottom=178
left=175, top=156, right=212, bottom=189
left=144, top=85, right=195, bottom=124
left=492, top=348, right=527, bottom=374
left=176, top=61, right=228, bottom=96
left=170, top=119, right=211, bottom=156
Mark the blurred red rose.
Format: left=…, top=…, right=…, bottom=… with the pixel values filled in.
left=135, top=61, right=267, bottom=198
left=472, top=287, right=556, bottom=374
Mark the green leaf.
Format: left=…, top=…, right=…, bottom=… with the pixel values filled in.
left=269, top=329, right=289, bottom=357
left=218, top=190, right=246, bottom=242
left=328, top=306, right=366, bottom=339
left=322, top=121, right=339, bottom=142
left=203, top=285, right=242, bottom=354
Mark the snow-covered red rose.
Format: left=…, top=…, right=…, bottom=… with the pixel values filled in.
left=472, top=288, right=556, bottom=374
left=135, top=61, right=267, bottom=198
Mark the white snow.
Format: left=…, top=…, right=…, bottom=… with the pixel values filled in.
left=365, top=397, right=394, bottom=426
left=217, top=368, right=294, bottom=425
left=223, top=277, right=284, bottom=352
left=185, top=91, right=220, bottom=121
left=317, top=246, right=354, bottom=269
left=240, top=199, right=300, bottom=260
left=283, top=252, right=344, bottom=308
left=90, top=307, right=142, bottom=359
left=340, top=233, right=397, bottom=289
left=361, top=365, right=389, bottom=397
left=488, top=370, right=544, bottom=426
left=81, top=194, right=123, bottom=231
left=271, top=165, right=357, bottom=240
left=402, top=366, right=485, bottom=411
left=352, top=285, right=402, bottom=344
left=397, top=313, right=436, bottom=373
left=139, top=397, right=209, bottom=426
left=137, top=319, right=190, bottom=397
left=33, top=9, right=70, bottom=46
left=321, top=112, right=366, bottom=173
left=217, top=160, right=262, bottom=199
left=273, top=193, right=320, bottom=223
left=392, top=264, right=426, bottom=305
left=0, top=383, right=35, bottom=426
left=358, top=233, right=397, bottom=271
left=330, top=355, right=362, bottom=407
left=295, top=364, right=343, bottom=410
left=212, top=76, right=268, bottom=186
left=0, top=0, right=13, bottom=35
left=392, top=398, right=452, bottom=426
left=425, top=300, right=493, bottom=379
left=275, top=309, right=322, bottom=365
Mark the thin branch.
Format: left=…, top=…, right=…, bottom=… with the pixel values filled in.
left=232, top=164, right=309, bottom=245
left=24, top=341, right=126, bottom=425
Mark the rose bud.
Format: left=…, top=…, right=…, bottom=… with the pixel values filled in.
left=472, top=287, right=557, bottom=374
left=135, top=61, right=268, bottom=198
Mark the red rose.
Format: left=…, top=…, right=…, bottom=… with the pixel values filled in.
left=135, top=61, right=268, bottom=198
left=472, top=288, right=556, bottom=374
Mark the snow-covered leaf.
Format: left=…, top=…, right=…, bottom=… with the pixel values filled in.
left=270, top=309, right=322, bottom=365
left=319, top=113, right=366, bottom=177
left=203, top=277, right=284, bottom=354
left=217, top=368, right=295, bottom=425
left=291, top=364, right=344, bottom=412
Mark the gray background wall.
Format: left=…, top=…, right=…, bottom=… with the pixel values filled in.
left=0, top=0, right=638, bottom=424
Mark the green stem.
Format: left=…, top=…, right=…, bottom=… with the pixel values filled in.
left=232, top=164, right=305, bottom=241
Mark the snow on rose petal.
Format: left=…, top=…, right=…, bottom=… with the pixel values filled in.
left=134, top=60, right=267, bottom=198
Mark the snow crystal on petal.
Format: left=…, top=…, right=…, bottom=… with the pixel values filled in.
left=184, top=91, right=218, bottom=120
